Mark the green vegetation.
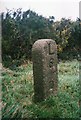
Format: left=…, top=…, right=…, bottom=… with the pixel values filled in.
left=2, top=60, right=80, bottom=118
left=1, top=9, right=80, bottom=118
left=2, top=9, right=81, bottom=63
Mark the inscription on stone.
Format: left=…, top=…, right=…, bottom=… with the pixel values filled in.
left=49, top=58, right=54, bottom=67
left=32, top=39, right=58, bottom=102
left=49, top=43, right=55, bottom=54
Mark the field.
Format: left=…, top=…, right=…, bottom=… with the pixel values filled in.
left=2, top=59, right=80, bottom=118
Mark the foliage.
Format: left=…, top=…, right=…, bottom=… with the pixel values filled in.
left=53, top=18, right=72, bottom=51
left=2, top=60, right=79, bottom=118
left=1, top=9, right=81, bottom=64
left=2, top=9, right=54, bottom=60
left=62, top=18, right=81, bottom=59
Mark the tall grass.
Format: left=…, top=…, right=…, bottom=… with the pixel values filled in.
left=2, top=60, right=80, bottom=118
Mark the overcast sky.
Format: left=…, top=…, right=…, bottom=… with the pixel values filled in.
left=0, top=0, right=80, bottom=21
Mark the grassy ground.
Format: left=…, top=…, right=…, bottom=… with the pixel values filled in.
left=2, top=59, right=80, bottom=118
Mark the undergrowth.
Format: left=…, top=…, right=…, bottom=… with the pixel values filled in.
left=2, top=59, right=80, bottom=118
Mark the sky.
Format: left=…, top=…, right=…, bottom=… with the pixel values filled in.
left=0, top=0, right=80, bottom=21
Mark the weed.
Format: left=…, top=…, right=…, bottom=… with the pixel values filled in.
left=2, top=60, right=79, bottom=118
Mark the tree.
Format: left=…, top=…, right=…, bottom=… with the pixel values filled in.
left=2, top=9, right=55, bottom=60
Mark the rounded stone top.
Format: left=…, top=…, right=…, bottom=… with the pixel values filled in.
left=33, top=39, right=56, bottom=46
left=32, top=39, right=57, bottom=52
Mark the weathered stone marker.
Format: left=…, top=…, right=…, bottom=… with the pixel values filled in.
left=32, top=39, right=58, bottom=102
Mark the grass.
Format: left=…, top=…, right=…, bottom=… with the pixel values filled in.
left=2, top=59, right=80, bottom=118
